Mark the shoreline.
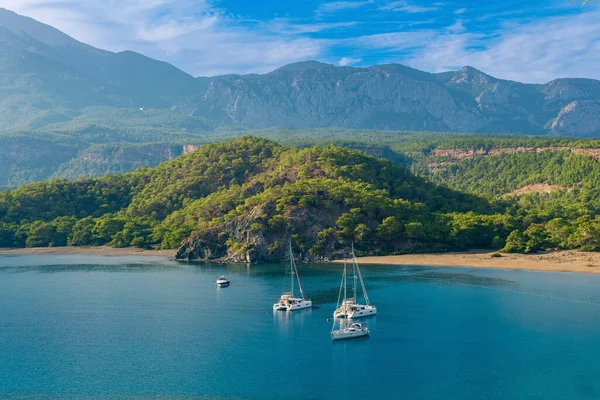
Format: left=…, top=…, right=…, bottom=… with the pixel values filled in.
left=346, top=250, right=600, bottom=274
left=2, top=247, right=600, bottom=274
left=0, top=246, right=176, bottom=258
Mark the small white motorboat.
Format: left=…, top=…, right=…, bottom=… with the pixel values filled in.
left=331, top=322, right=370, bottom=341
left=216, top=276, right=230, bottom=287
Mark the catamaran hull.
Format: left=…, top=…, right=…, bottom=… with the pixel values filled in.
left=285, top=300, right=312, bottom=311
left=348, top=306, right=377, bottom=318
left=334, top=305, right=377, bottom=319
left=331, top=329, right=369, bottom=341
left=273, top=300, right=312, bottom=311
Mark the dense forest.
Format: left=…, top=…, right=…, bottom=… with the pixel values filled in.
left=6, top=123, right=600, bottom=187
left=0, top=136, right=494, bottom=260
left=3, top=136, right=600, bottom=259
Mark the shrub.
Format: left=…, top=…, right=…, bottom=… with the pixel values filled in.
left=491, top=236, right=505, bottom=250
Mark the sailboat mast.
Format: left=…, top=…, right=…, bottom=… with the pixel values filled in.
left=343, top=260, right=347, bottom=302
left=352, top=245, right=370, bottom=306
left=352, top=243, right=357, bottom=300
left=353, top=253, right=357, bottom=301
left=333, top=263, right=346, bottom=334
left=336, top=262, right=345, bottom=308
left=289, top=241, right=294, bottom=297
left=290, top=241, right=307, bottom=300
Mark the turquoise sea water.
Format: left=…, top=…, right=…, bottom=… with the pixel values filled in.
left=2, top=255, right=600, bottom=399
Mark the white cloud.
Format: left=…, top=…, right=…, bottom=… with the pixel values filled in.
left=406, top=10, right=600, bottom=82
left=447, top=19, right=465, bottom=34
left=267, top=19, right=357, bottom=35
left=337, top=9, right=600, bottom=82
left=338, top=57, right=362, bottom=66
left=408, top=18, right=436, bottom=27
left=0, top=0, right=327, bottom=75
left=454, top=8, right=466, bottom=15
left=316, top=1, right=371, bottom=15
left=349, top=30, right=436, bottom=50
left=379, top=1, right=438, bottom=13
left=180, top=34, right=326, bottom=76
left=2, top=0, right=600, bottom=82
left=136, top=17, right=218, bottom=42
left=0, top=0, right=214, bottom=50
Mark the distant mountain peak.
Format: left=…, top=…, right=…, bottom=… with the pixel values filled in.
left=0, top=7, right=104, bottom=52
left=274, top=61, right=333, bottom=72
left=460, top=65, right=483, bottom=73
left=0, top=8, right=17, bottom=16
left=367, top=63, right=435, bottom=79
left=369, top=63, right=411, bottom=69
left=457, top=66, right=491, bottom=78
left=450, top=65, right=493, bottom=85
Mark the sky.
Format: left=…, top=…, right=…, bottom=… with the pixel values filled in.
left=1, top=0, right=599, bottom=82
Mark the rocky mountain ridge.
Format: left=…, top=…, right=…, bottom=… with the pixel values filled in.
left=0, top=8, right=599, bottom=137
left=175, top=62, right=600, bottom=137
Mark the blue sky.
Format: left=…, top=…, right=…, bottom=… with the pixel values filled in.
left=2, top=0, right=599, bottom=82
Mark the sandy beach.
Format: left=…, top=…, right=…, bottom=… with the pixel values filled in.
left=349, top=250, right=600, bottom=274
left=0, top=246, right=176, bottom=258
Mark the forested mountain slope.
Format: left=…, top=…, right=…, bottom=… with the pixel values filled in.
left=401, top=135, right=600, bottom=196
left=0, top=137, right=503, bottom=261
left=3, top=137, right=600, bottom=258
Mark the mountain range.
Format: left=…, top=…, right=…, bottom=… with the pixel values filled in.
left=1, top=8, right=600, bottom=137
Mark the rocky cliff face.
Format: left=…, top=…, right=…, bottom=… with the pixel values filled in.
left=179, top=63, right=482, bottom=131
left=175, top=63, right=600, bottom=137
left=176, top=202, right=344, bottom=263
left=52, top=143, right=196, bottom=180
left=548, top=100, right=600, bottom=137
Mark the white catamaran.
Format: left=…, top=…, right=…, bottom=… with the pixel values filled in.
left=333, top=244, right=377, bottom=319
left=331, top=259, right=370, bottom=340
left=273, top=242, right=312, bottom=312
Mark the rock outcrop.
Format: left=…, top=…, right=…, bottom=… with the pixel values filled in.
left=548, top=100, right=600, bottom=137
left=176, top=202, right=343, bottom=263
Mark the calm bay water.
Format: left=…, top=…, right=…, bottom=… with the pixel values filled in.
left=2, top=255, right=600, bottom=399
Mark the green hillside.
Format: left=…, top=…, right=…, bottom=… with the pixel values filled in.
left=4, top=136, right=600, bottom=258
left=0, top=136, right=509, bottom=261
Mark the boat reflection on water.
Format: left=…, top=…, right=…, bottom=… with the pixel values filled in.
left=273, top=305, right=313, bottom=336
